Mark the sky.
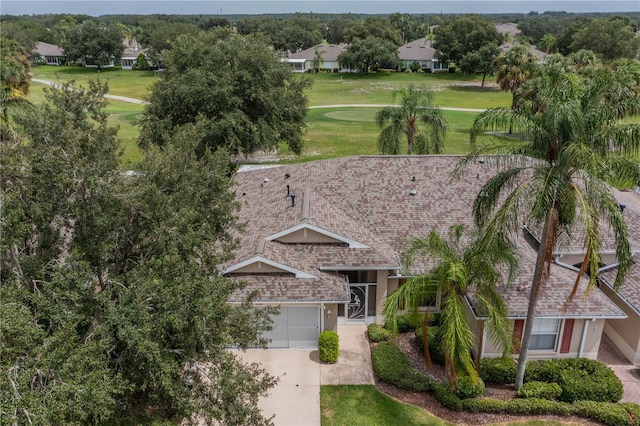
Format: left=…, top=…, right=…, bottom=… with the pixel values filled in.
left=2, top=0, right=639, bottom=16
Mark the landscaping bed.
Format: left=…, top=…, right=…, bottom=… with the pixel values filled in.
left=370, top=332, right=614, bottom=426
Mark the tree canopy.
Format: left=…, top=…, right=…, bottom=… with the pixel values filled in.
left=1, top=81, right=277, bottom=425
left=337, top=36, right=398, bottom=74
left=138, top=29, right=312, bottom=156
left=570, top=16, right=640, bottom=62
left=433, top=15, right=503, bottom=67
left=0, top=37, right=32, bottom=142
left=375, top=84, right=447, bottom=155
left=54, top=19, right=124, bottom=69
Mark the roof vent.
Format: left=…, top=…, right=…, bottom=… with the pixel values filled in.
left=285, top=173, right=290, bottom=179
left=409, top=190, right=417, bottom=196
left=286, top=184, right=290, bottom=197
left=263, top=177, right=269, bottom=183
left=411, top=176, right=416, bottom=182
left=620, top=203, right=627, bottom=213
left=290, top=194, right=296, bottom=207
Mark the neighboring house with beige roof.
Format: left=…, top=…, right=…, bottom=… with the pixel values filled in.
left=224, top=156, right=625, bottom=358
left=397, top=38, right=449, bottom=72
left=31, top=41, right=66, bottom=66
left=283, top=43, right=353, bottom=73
left=120, top=40, right=151, bottom=70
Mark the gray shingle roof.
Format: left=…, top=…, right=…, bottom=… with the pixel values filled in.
left=35, top=41, right=64, bottom=57
left=398, top=38, right=438, bottom=62
left=228, top=156, right=625, bottom=317
left=287, top=44, right=348, bottom=62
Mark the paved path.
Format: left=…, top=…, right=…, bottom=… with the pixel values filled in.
left=32, top=79, right=147, bottom=104
left=598, top=334, right=640, bottom=403
left=321, top=324, right=375, bottom=385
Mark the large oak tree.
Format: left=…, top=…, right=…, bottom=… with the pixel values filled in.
left=139, top=28, right=311, bottom=156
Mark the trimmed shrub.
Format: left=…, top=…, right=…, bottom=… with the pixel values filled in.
left=517, top=381, right=562, bottom=400
left=480, top=357, right=517, bottom=384
left=558, top=363, right=623, bottom=403
left=414, top=325, right=444, bottom=365
left=462, top=397, right=508, bottom=413
left=367, top=323, right=391, bottom=342
left=572, top=401, right=634, bottom=426
left=505, top=398, right=571, bottom=416
left=318, top=331, right=338, bottom=363
left=620, top=402, right=640, bottom=421
left=371, top=341, right=433, bottom=392
left=396, top=315, right=414, bottom=333
left=433, top=383, right=463, bottom=411
left=384, top=315, right=414, bottom=333
left=455, top=376, right=485, bottom=400
left=524, top=358, right=623, bottom=403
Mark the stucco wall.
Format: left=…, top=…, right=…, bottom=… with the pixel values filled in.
left=323, top=303, right=338, bottom=332
left=600, top=286, right=640, bottom=364
left=482, top=318, right=604, bottom=360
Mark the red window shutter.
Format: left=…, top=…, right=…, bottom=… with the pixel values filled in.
left=560, top=319, right=575, bottom=354
left=513, top=319, right=525, bottom=354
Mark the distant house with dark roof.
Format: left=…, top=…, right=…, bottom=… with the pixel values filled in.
left=31, top=41, right=66, bottom=66
left=283, top=43, right=353, bottom=73
left=397, top=38, right=449, bottom=72
left=224, top=156, right=626, bottom=358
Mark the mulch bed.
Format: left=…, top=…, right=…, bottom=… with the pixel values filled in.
left=371, top=333, right=604, bottom=426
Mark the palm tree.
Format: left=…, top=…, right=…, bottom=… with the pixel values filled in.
left=494, top=45, right=536, bottom=111
left=459, top=64, right=640, bottom=390
left=384, top=225, right=517, bottom=386
left=312, top=46, right=326, bottom=73
left=0, top=38, right=32, bottom=143
left=569, top=49, right=599, bottom=77
left=375, top=84, right=447, bottom=155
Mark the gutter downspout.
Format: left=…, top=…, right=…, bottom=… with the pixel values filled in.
left=578, top=318, right=592, bottom=357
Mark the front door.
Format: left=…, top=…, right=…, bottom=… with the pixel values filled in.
left=347, top=285, right=367, bottom=322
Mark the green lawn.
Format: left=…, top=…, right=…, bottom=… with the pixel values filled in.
left=321, top=385, right=590, bottom=426
left=30, top=64, right=158, bottom=100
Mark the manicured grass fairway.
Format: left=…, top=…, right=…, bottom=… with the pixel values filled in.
left=320, top=385, right=590, bottom=426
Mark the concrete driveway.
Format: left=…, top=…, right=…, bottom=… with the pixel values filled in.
left=233, top=349, right=321, bottom=426
left=232, top=325, right=374, bottom=426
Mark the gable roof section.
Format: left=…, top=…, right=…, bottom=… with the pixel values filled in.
left=286, top=43, right=348, bottom=62
left=35, top=41, right=64, bottom=56
left=266, top=223, right=369, bottom=248
left=224, top=256, right=317, bottom=278
left=398, top=38, right=438, bottom=61
left=601, top=259, right=640, bottom=315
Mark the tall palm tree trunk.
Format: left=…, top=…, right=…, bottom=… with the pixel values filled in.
left=515, top=207, right=559, bottom=390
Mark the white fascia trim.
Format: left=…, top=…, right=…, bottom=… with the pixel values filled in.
left=265, top=223, right=369, bottom=249
left=223, top=256, right=317, bottom=279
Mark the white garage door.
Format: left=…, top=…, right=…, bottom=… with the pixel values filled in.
left=264, top=306, right=319, bottom=348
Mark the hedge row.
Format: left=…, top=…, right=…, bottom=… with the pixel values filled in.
left=372, top=340, right=640, bottom=426
left=480, top=357, right=624, bottom=403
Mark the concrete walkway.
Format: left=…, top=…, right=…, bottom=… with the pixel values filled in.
left=232, top=325, right=374, bottom=426
left=598, top=334, right=640, bottom=403
left=321, top=324, right=375, bottom=385
left=32, top=79, right=147, bottom=104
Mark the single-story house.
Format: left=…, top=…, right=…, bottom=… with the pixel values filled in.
left=120, top=40, right=152, bottom=70
left=397, top=38, right=449, bottom=72
left=224, top=156, right=626, bottom=358
left=31, top=41, right=66, bottom=66
left=283, top=43, right=353, bottom=73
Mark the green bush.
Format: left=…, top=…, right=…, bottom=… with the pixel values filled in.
left=414, top=326, right=444, bottom=365
left=433, top=383, right=463, bottom=411
left=396, top=315, right=414, bottom=333
left=572, top=401, right=634, bottom=426
left=523, top=358, right=623, bottom=403
left=455, top=376, right=485, bottom=400
left=480, top=357, right=517, bottom=384
left=318, top=331, right=338, bottom=363
left=505, top=398, right=571, bottom=416
left=384, top=315, right=414, bottom=333
left=371, top=341, right=433, bottom=392
left=517, top=381, right=562, bottom=400
left=620, top=402, right=640, bottom=421
left=462, top=397, right=508, bottom=413
left=367, top=323, right=391, bottom=342
left=558, top=363, right=623, bottom=403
